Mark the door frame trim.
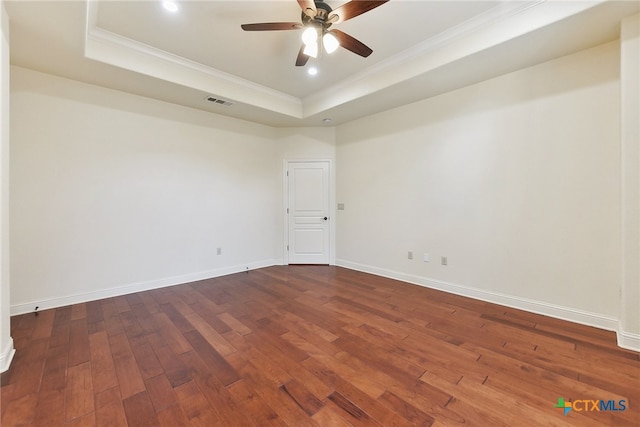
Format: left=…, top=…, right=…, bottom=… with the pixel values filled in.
left=283, top=159, right=335, bottom=265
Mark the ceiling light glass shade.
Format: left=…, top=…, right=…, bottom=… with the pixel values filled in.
left=323, top=32, right=339, bottom=54
left=303, top=41, right=318, bottom=58
left=301, top=27, right=319, bottom=46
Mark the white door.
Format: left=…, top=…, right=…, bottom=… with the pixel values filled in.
left=287, top=161, right=330, bottom=264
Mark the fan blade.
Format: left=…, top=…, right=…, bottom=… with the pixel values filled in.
left=295, top=45, right=310, bottom=66
left=331, top=29, right=373, bottom=57
left=328, top=0, right=389, bottom=24
left=241, top=22, right=302, bottom=31
left=297, top=0, right=317, bottom=18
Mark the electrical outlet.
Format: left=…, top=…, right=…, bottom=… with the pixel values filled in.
left=441, top=256, right=448, bottom=266
left=423, top=253, right=429, bottom=262
left=216, top=248, right=222, bottom=255
left=408, top=251, right=413, bottom=260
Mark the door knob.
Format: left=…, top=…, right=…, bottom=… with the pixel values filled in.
left=323, top=217, right=328, bottom=220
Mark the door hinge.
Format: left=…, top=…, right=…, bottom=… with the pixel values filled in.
left=286, top=245, right=289, bottom=251
left=286, top=208, right=289, bottom=214
left=286, top=171, right=289, bottom=176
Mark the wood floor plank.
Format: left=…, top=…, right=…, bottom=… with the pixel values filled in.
left=190, top=299, right=233, bottom=334
left=152, top=311, right=193, bottom=354
left=34, top=389, right=65, bottom=426
left=327, top=370, right=418, bottom=427
left=48, top=306, right=72, bottom=349
left=137, top=291, right=162, bottom=315
left=108, top=333, right=146, bottom=399
left=377, top=390, right=435, bottom=426
left=95, top=388, right=128, bottom=427
left=421, top=370, right=567, bottom=427
left=66, top=412, right=96, bottom=426
left=184, top=310, right=236, bottom=356
left=9, top=313, right=38, bottom=350
left=159, top=301, right=196, bottom=335
left=101, top=299, right=125, bottom=337
left=333, top=329, right=426, bottom=385
left=145, top=374, right=180, bottom=414
left=174, top=380, right=220, bottom=425
left=119, top=310, right=146, bottom=340
left=227, top=352, right=321, bottom=427
left=70, top=303, right=87, bottom=321
left=2, top=266, right=638, bottom=426
left=86, top=300, right=105, bottom=325
left=228, top=379, right=289, bottom=427
left=64, top=361, right=94, bottom=421
left=179, top=350, right=257, bottom=427
left=156, top=403, right=192, bottom=427
left=122, top=391, right=159, bottom=426
left=30, top=309, right=55, bottom=341
left=1, top=392, right=38, bottom=426
left=482, top=371, right=619, bottom=427
left=112, top=295, right=132, bottom=314
left=182, top=329, right=241, bottom=386
left=127, top=335, right=164, bottom=381
left=39, top=343, right=68, bottom=392
left=3, top=338, right=48, bottom=400
left=312, top=405, right=355, bottom=427
left=280, top=379, right=325, bottom=416
left=89, top=331, right=119, bottom=394
left=301, top=352, right=387, bottom=400
left=232, top=340, right=293, bottom=386
left=328, top=391, right=382, bottom=427
left=146, top=332, right=192, bottom=388
left=275, top=309, right=339, bottom=343
left=217, top=312, right=252, bottom=335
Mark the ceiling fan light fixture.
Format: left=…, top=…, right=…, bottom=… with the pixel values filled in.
left=241, top=0, right=389, bottom=67
left=162, top=0, right=179, bottom=13
left=301, top=27, right=318, bottom=46
left=323, top=32, right=339, bottom=54
left=303, top=41, right=318, bottom=58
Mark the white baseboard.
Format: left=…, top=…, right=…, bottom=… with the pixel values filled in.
left=617, top=330, right=640, bottom=352
left=10, top=259, right=280, bottom=316
left=336, top=259, right=638, bottom=352
left=0, top=337, right=15, bottom=373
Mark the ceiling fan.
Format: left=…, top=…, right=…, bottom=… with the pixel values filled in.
left=241, top=0, right=389, bottom=67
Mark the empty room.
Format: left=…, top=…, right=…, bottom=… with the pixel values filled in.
left=1, top=0, right=639, bottom=426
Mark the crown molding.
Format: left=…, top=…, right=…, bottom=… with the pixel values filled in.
left=83, top=0, right=610, bottom=121
left=303, top=0, right=605, bottom=116
left=85, top=1, right=302, bottom=118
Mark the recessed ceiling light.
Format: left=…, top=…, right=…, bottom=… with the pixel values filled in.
left=307, top=66, right=318, bottom=76
left=162, top=1, right=179, bottom=13
left=322, top=118, right=332, bottom=124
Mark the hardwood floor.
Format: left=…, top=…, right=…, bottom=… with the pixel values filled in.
left=1, top=265, right=639, bottom=426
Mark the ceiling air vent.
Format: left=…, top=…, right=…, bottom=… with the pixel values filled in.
left=204, top=95, right=233, bottom=107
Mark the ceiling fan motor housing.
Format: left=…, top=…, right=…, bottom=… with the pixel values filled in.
left=302, top=1, right=333, bottom=26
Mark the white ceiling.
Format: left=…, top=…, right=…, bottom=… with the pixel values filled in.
left=5, top=1, right=640, bottom=127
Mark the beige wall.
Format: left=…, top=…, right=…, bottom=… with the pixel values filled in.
left=10, top=67, right=282, bottom=312
left=336, top=41, right=623, bottom=333
left=9, top=67, right=337, bottom=316
left=621, top=14, right=640, bottom=347
left=0, top=1, right=14, bottom=373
